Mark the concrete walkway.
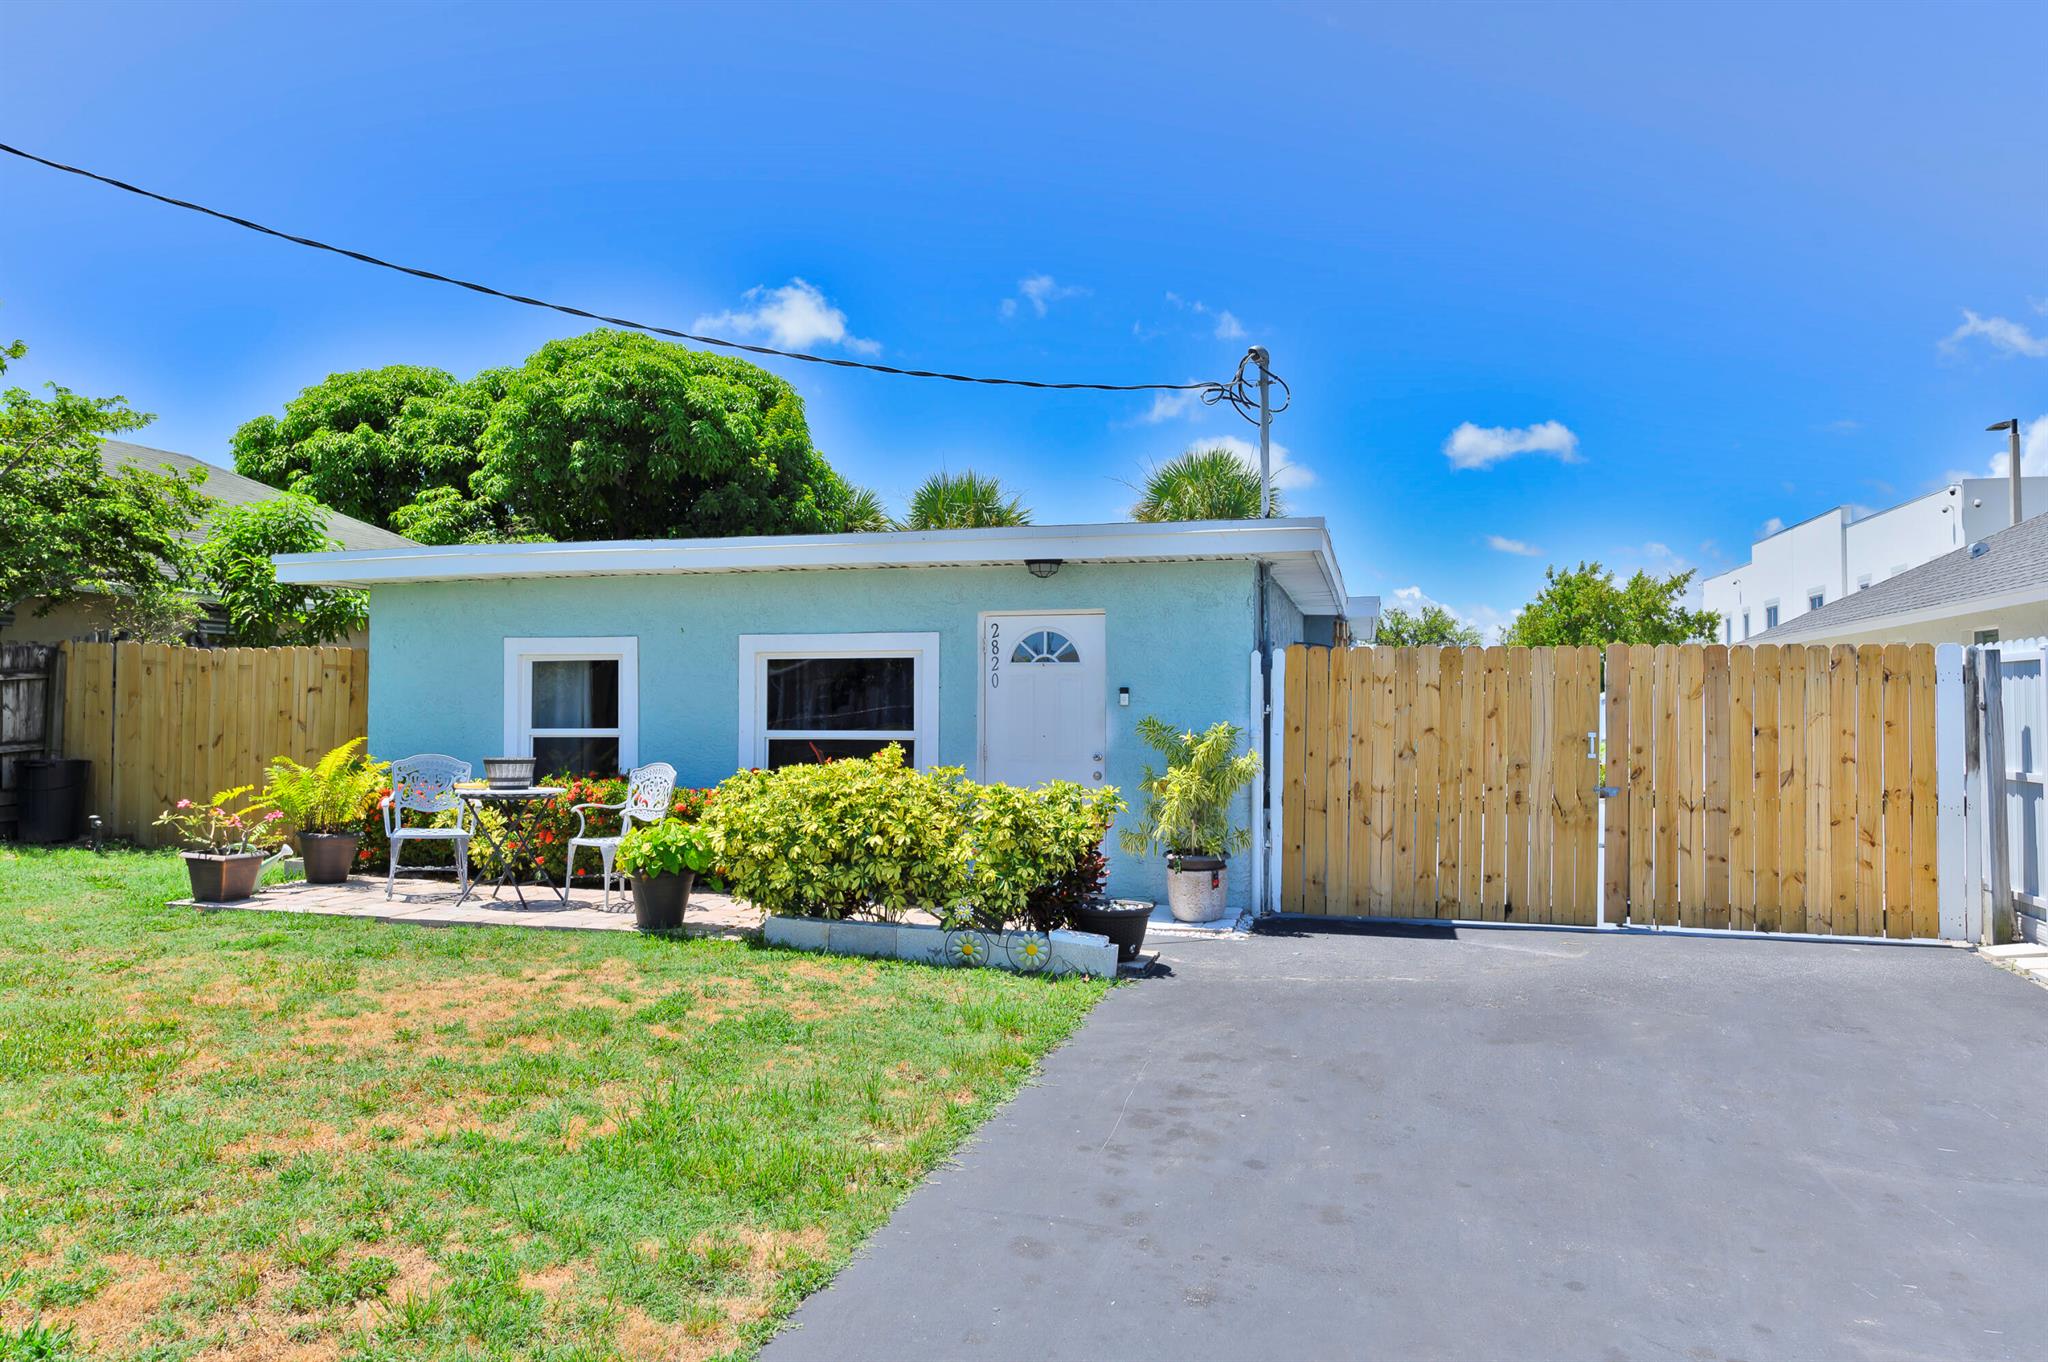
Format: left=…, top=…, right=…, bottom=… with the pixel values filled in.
left=763, top=923, right=2048, bottom=1362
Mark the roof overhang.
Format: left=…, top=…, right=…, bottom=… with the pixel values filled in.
left=1758, top=583, right=2048, bottom=645
left=275, top=518, right=1353, bottom=616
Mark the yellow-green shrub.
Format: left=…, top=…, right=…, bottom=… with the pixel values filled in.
left=702, top=744, right=971, bottom=921
left=701, top=745, right=1125, bottom=927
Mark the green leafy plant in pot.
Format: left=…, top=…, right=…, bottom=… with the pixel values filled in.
left=1119, top=717, right=1260, bottom=923
left=616, top=818, right=715, bottom=932
left=155, top=785, right=287, bottom=902
left=254, top=738, right=390, bottom=884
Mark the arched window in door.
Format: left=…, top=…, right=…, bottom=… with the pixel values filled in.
left=1010, top=630, right=1080, bottom=664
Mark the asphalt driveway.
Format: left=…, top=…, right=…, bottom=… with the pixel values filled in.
left=763, top=924, right=2048, bottom=1362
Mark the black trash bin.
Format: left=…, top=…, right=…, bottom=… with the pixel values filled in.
left=18, top=758, right=90, bottom=844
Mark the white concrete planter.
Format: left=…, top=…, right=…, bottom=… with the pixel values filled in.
left=763, top=915, right=1118, bottom=977
left=1165, top=855, right=1230, bottom=923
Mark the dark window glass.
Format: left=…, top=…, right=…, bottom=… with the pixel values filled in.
left=765, top=657, right=914, bottom=731
left=532, top=734, right=620, bottom=777
left=766, top=738, right=912, bottom=769
left=531, top=659, right=619, bottom=729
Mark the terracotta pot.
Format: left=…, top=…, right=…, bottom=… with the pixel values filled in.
left=299, top=832, right=359, bottom=885
left=184, top=851, right=266, bottom=903
left=631, top=870, right=695, bottom=932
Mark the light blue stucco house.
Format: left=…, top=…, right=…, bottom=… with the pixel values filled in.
left=275, top=518, right=1363, bottom=910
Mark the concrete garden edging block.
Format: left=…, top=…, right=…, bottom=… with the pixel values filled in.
left=763, top=915, right=1118, bottom=977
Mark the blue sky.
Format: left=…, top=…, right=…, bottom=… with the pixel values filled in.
left=4, top=0, right=2044, bottom=635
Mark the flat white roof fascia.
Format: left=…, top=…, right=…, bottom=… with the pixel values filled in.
left=275, top=518, right=1351, bottom=616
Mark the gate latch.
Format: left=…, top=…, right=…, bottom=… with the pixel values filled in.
left=1594, top=786, right=1622, bottom=798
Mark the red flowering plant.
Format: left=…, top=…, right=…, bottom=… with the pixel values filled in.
left=353, top=769, right=714, bottom=883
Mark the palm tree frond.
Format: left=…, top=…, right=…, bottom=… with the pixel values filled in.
left=898, top=470, right=1032, bottom=530
left=1130, top=446, right=1281, bottom=522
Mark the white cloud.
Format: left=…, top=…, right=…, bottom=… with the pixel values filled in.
left=1758, top=516, right=1785, bottom=537
left=1133, top=387, right=1202, bottom=424
left=693, top=278, right=879, bottom=356
left=1006, top=274, right=1087, bottom=319
left=1387, top=585, right=1517, bottom=644
left=1165, top=292, right=1248, bottom=342
left=1486, top=534, right=1542, bottom=557
left=1824, top=419, right=1861, bottom=433
left=1978, top=413, right=2048, bottom=477
left=1940, top=308, right=2048, bottom=360
left=1201, top=434, right=1316, bottom=490
left=1443, top=419, right=1582, bottom=471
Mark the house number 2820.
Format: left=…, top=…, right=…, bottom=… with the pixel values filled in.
left=987, top=620, right=1001, bottom=690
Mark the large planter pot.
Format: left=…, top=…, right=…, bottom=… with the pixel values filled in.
left=1165, top=854, right=1229, bottom=923
left=184, top=851, right=266, bottom=903
left=631, top=870, right=695, bottom=932
left=299, top=832, right=359, bottom=885
left=1070, top=897, right=1153, bottom=963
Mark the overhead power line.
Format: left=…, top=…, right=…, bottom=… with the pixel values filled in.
left=0, top=139, right=1240, bottom=398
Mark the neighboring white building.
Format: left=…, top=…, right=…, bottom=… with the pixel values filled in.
left=1702, top=477, right=2048, bottom=644
left=1753, top=510, right=2048, bottom=648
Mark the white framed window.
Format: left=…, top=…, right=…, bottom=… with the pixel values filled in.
left=1975, top=628, right=2000, bottom=645
left=1808, top=589, right=1825, bottom=611
left=502, top=636, right=639, bottom=775
left=1765, top=602, right=1780, bottom=629
left=737, top=632, right=938, bottom=770
left=1857, top=575, right=1872, bottom=591
left=1741, top=611, right=1751, bottom=640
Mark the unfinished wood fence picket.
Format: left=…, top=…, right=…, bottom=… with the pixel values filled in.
left=58, top=642, right=368, bottom=846
left=1278, top=642, right=1941, bottom=938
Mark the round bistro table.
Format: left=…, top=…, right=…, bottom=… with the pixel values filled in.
left=454, top=785, right=566, bottom=908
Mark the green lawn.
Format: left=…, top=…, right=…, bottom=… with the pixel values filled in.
left=0, top=848, right=1107, bottom=1362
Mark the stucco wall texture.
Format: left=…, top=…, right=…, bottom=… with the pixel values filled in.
left=366, top=559, right=1265, bottom=907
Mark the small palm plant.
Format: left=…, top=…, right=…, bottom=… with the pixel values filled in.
left=898, top=470, right=1031, bottom=529
left=256, top=737, right=390, bottom=836
left=839, top=485, right=893, bottom=533
left=1130, top=446, right=1281, bottom=522
left=1118, top=717, right=1261, bottom=859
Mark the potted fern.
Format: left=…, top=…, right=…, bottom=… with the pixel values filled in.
left=1119, top=717, right=1261, bottom=923
left=255, top=738, right=391, bottom=884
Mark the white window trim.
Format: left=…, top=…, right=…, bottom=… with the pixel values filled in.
left=502, top=636, right=639, bottom=770
left=737, top=632, right=939, bottom=770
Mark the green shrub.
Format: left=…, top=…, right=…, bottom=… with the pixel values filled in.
left=962, top=781, right=1123, bottom=931
left=616, top=819, right=715, bottom=880
left=1119, top=717, right=1260, bottom=859
left=702, top=745, right=1123, bottom=928
left=255, top=737, right=389, bottom=837
left=702, top=744, right=971, bottom=920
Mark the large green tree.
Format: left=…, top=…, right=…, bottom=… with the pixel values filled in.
left=233, top=332, right=865, bottom=544
left=0, top=337, right=211, bottom=640
left=193, top=493, right=367, bottom=647
left=1374, top=603, right=1483, bottom=646
left=230, top=364, right=486, bottom=531
left=475, top=330, right=858, bottom=541
left=1131, top=446, right=1281, bottom=521
left=1501, top=561, right=1718, bottom=647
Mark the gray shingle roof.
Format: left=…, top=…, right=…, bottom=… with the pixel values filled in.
left=102, top=440, right=418, bottom=551
left=1752, top=509, right=2048, bottom=643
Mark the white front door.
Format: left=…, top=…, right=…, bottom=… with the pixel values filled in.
left=980, top=611, right=1107, bottom=788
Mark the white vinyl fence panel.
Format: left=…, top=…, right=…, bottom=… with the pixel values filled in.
left=1995, top=639, right=2048, bottom=921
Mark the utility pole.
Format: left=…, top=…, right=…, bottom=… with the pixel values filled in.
left=1988, top=419, right=2023, bottom=528
left=1249, top=345, right=1274, bottom=516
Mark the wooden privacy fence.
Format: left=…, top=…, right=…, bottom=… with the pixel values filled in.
left=1278, top=642, right=1942, bottom=938
left=59, top=642, right=368, bottom=846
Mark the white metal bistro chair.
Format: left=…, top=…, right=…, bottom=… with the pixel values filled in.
left=382, top=754, right=474, bottom=899
left=566, top=762, right=677, bottom=911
